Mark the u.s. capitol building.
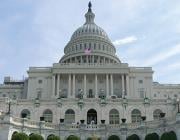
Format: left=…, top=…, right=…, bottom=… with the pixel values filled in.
left=0, top=2, right=180, bottom=140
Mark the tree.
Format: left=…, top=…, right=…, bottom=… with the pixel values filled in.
left=127, top=134, right=140, bottom=140
left=47, top=135, right=60, bottom=140
left=11, top=132, right=29, bottom=140
left=29, top=133, right=44, bottom=140
left=87, top=136, right=101, bottom=140
left=151, top=133, right=159, bottom=140
left=145, top=133, right=159, bottom=140
left=145, top=134, right=152, bottom=140
left=161, top=132, right=169, bottom=140
left=108, top=135, right=120, bottom=140
left=168, top=131, right=177, bottom=140
left=67, top=135, right=80, bottom=140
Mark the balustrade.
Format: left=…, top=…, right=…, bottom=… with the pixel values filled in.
left=5, top=116, right=177, bottom=132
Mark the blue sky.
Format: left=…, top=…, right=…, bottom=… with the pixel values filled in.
left=0, top=0, right=180, bottom=84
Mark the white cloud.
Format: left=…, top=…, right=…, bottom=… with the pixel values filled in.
left=167, top=63, right=180, bottom=70
left=113, top=36, right=138, bottom=46
left=144, top=44, right=180, bottom=66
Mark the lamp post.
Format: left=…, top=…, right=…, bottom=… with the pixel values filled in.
left=57, top=97, right=62, bottom=107
left=39, top=117, right=44, bottom=135
left=59, top=119, right=61, bottom=137
left=6, top=97, right=16, bottom=115
left=177, top=98, right=180, bottom=113
left=21, top=113, right=27, bottom=132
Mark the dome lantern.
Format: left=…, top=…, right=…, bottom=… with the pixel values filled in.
left=85, top=1, right=95, bottom=24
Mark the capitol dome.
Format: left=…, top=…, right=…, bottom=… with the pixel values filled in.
left=60, top=2, right=120, bottom=64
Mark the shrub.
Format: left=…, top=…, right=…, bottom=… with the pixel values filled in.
left=29, top=133, right=44, bottom=140
left=145, top=134, right=152, bottom=140
left=127, top=134, right=140, bottom=140
left=67, top=135, right=80, bottom=140
left=47, top=135, right=60, bottom=140
left=168, top=131, right=177, bottom=140
left=161, top=132, right=169, bottom=140
left=145, top=133, right=159, bottom=140
left=108, top=135, right=120, bottom=140
left=11, top=132, right=29, bottom=140
left=151, top=133, right=159, bottom=140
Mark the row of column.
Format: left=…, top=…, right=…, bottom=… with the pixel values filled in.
left=52, top=74, right=129, bottom=98
left=64, top=55, right=115, bottom=64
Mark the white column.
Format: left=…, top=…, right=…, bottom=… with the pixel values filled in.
left=73, top=74, right=75, bottom=98
left=106, top=74, right=109, bottom=97
left=86, top=56, right=88, bottom=63
left=57, top=74, right=60, bottom=97
left=126, top=74, right=130, bottom=97
left=75, top=57, right=77, bottom=63
left=98, top=56, right=100, bottom=63
left=122, top=74, right=125, bottom=97
left=68, top=74, right=71, bottom=98
left=95, top=74, right=98, bottom=98
left=84, top=74, right=87, bottom=98
left=52, top=75, right=56, bottom=96
left=110, top=74, right=113, bottom=96
left=92, top=55, right=94, bottom=63
left=81, top=56, right=82, bottom=63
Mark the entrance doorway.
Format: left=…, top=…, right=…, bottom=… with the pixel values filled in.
left=87, top=109, right=97, bottom=124
left=88, top=89, right=93, bottom=98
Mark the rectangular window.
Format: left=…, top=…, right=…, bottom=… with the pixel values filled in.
left=139, top=88, right=144, bottom=98
left=89, top=43, right=91, bottom=49
left=80, top=44, right=82, bottom=50
left=94, top=43, right=96, bottom=50
left=38, top=79, right=42, bottom=84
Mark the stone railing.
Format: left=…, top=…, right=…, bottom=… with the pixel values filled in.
left=1, top=115, right=176, bottom=132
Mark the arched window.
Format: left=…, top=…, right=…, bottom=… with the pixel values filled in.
left=131, top=109, right=141, bottom=123
left=65, top=109, right=75, bottom=124
left=109, top=109, right=119, bottom=124
left=43, top=109, right=53, bottom=123
left=21, top=109, right=30, bottom=119
left=153, top=109, right=162, bottom=120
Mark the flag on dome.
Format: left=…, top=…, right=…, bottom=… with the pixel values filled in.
left=84, top=48, right=92, bottom=55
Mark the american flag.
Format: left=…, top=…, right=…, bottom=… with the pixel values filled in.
left=84, top=48, right=92, bottom=55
